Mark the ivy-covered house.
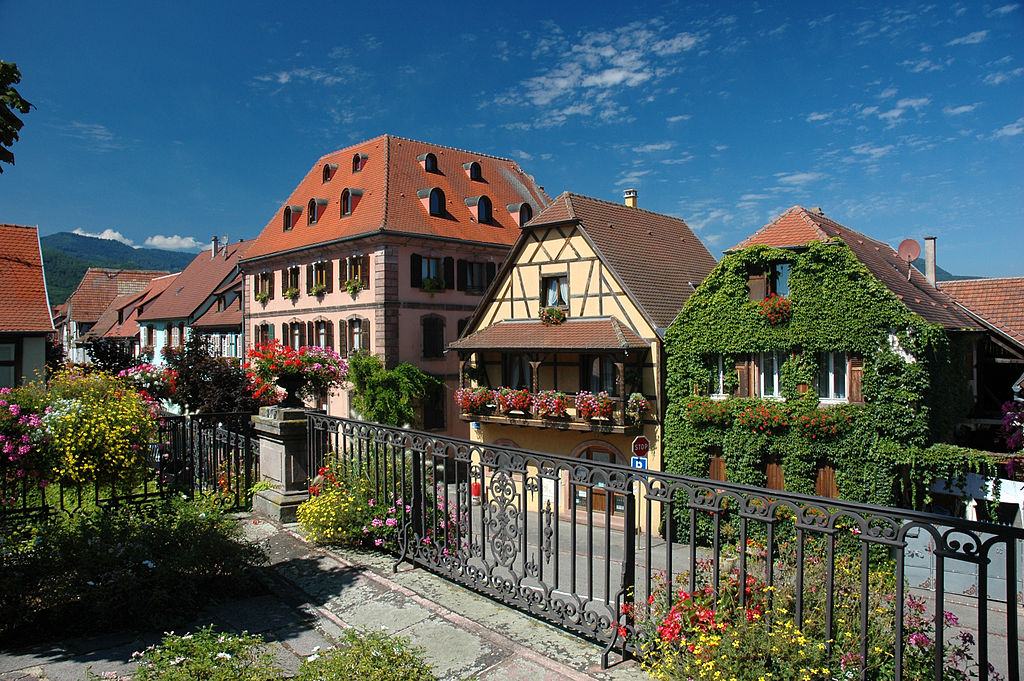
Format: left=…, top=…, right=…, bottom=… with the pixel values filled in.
left=664, top=205, right=1020, bottom=517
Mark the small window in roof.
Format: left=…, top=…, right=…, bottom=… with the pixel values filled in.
left=429, top=188, right=445, bottom=216
left=422, top=153, right=438, bottom=173
left=477, top=196, right=492, bottom=223
left=519, top=203, right=533, bottom=225
left=307, top=199, right=318, bottom=225
left=283, top=206, right=294, bottom=231
left=322, top=164, right=337, bottom=182
left=465, top=161, right=482, bottom=181
left=341, top=189, right=352, bottom=217
left=352, top=153, right=367, bottom=173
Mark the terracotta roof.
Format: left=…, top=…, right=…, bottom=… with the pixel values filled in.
left=450, top=317, right=649, bottom=352
left=0, top=224, right=53, bottom=332
left=939, top=277, right=1024, bottom=346
left=65, top=268, right=169, bottom=323
left=82, top=293, right=138, bottom=341
left=731, top=206, right=978, bottom=330
left=528, top=193, right=718, bottom=329
left=243, top=134, right=551, bottom=260
left=191, top=298, right=243, bottom=330
left=138, top=240, right=253, bottom=322
left=104, top=273, right=180, bottom=339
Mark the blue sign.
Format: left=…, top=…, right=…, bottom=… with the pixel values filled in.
left=631, top=456, right=648, bottom=470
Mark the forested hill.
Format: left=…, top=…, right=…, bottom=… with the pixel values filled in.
left=41, top=232, right=198, bottom=305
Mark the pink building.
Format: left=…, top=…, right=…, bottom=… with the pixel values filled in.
left=240, top=135, right=550, bottom=435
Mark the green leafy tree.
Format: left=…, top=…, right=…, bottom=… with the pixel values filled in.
left=82, top=337, right=137, bottom=374
left=346, top=351, right=440, bottom=427
left=0, top=61, right=32, bottom=173
left=163, top=333, right=259, bottom=414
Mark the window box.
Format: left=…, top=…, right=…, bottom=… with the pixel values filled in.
left=255, top=291, right=270, bottom=305
left=283, top=287, right=300, bottom=301
left=575, top=390, right=613, bottom=420
left=310, top=283, right=327, bottom=297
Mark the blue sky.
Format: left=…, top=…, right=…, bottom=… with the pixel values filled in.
left=2, top=1, right=1021, bottom=276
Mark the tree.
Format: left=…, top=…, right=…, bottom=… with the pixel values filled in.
left=82, top=337, right=137, bottom=374
left=346, top=351, right=440, bottom=428
left=0, top=61, right=32, bottom=173
left=163, top=333, right=260, bottom=414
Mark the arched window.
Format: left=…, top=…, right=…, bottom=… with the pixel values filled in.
left=423, top=153, right=438, bottom=173
left=352, top=153, right=366, bottom=173
left=307, top=199, right=318, bottom=225
left=466, top=161, right=482, bottom=181
left=322, top=164, right=337, bottom=182
left=477, top=196, right=492, bottom=223
left=341, top=189, right=352, bottom=217
left=429, top=188, right=445, bottom=216
left=283, top=206, right=293, bottom=231
left=519, top=203, right=533, bottom=225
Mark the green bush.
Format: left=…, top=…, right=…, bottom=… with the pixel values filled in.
left=297, top=629, right=437, bottom=681
left=0, top=495, right=265, bottom=642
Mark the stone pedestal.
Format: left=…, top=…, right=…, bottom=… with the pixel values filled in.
left=251, top=406, right=319, bottom=523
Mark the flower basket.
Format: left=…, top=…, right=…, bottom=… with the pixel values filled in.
left=344, top=278, right=363, bottom=296
left=684, top=396, right=732, bottom=427
left=254, top=290, right=270, bottom=304
left=283, top=287, right=300, bottom=301
left=454, top=386, right=493, bottom=414
left=575, top=390, right=613, bottom=420
left=422, top=277, right=445, bottom=293
left=625, top=392, right=650, bottom=426
left=496, top=387, right=532, bottom=414
left=759, top=293, right=791, bottom=325
left=310, top=283, right=327, bottom=297
left=244, top=341, right=348, bottom=405
left=539, top=306, right=566, bottom=326
left=533, top=390, right=570, bottom=418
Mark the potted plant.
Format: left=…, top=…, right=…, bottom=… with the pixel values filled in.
left=344, top=278, right=363, bottom=296
left=539, top=306, right=566, bottom=326
left=283, top=287, right=300, bottom=302
left=496, top=387, right=532, bottom=414
left=533, top=390, right=570, bottom=418
left=454, top=386, right=494, bottom=414
left=625, top=392, right=650, bottom=426
left=759, top=293, right=792, bottom=325
left=254, top=290, right=270, bottom=304
left=422, top=277, right=445, bottom=294
left=244, top=341, right=348, bottom=407
left=310, top=283, right=327, bottom=297
left=575, top=390, right=613, bottom=420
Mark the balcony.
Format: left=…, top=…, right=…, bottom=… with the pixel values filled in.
left=455, top=387, right=650, bottom=434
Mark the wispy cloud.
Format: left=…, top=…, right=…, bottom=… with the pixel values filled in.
left=943, top=103, right=979, bottom=115
left=255, top=66, right=348, bottom=86
left=901, top=58, right=946, bottom=73
left=806, top=111, right=831, bottom=122
left=740, top=193, right=774, bottom=201
left=775, top=171, right=824, bottom=186
left=666, top=114, right=691, bottom=123
left=512, top=149, right=533, bottom=161
left=947, top=30, right=989, bottom=46
left=876, top=97, right=930, bottom=125
left=143, top=235, right=205, bottom=251
left=61, top=122, right=123, bottom=152
left=989, top=4, right=1019, bottom=15
left=850, top=142, right=895, bottom=160
left=72, top=228, right=133, bottom=245
left=632, top=141, right=674, bottom=153
left=615, top=168, right=651, bottom=186
left=983, top=67, right=1024, bottom=85
left=879, top=87, right=898, bottom=99
left=993, top=117, right=1024, bottom=138
left=660, top=154, right=694, bottom=165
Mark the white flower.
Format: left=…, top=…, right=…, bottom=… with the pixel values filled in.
left=306, top=654, right=320, bottom=662
left=216, top=652, right=232, bottom=659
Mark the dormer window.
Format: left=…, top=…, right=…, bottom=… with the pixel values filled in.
left=507, top=202, right=533, bottom=227
left=466, top=195, right=492, bottom=223
left=352, top=153, right=368, bottom=173
left=418, top=187, right=446, bottom=216
left=283, top=205, right=302, bottom=231
left=463, top=161, right=482, bottom=181
left=748, top=262, right=791, bottom=301
left=418, top=152, right=439, bottom=173
left=322, top=164, right=338, bottom=182
left=341, top=189, right=352, bottom=217
left=307, top=198, right=328, bottom=225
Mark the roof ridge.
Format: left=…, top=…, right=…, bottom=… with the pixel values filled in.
left=318, top=133, right=518, bottom=165
left=941, top=276, right=1024, bottom=284
left=380, top=134, right=391, bottom=231
left=558, top=191, right=694, bottom=223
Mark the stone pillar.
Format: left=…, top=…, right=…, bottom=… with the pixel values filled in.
left=251, top=406, right=313, bottom=523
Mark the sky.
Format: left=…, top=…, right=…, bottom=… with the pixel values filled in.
left=1, top=0, right=1021, bottom=276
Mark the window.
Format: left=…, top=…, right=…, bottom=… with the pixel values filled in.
left=146, top=326, right=156, bottom=346
left=289, top=322, right=305, bottom=349
left=256, top=272, right=274, bottom=300
left=282, top=266, right=300, bottom=293
left=312, top=320, right=333, bottom=349
left=309, top=261, right=332, bottom=294
left=465, top=161, right=482, bottom=181
left=322, top=163, right=337, bottom=182
left=429, top=188, right=445, bottom=216
left=748, top=263, right=791, bottom=301
left=307, top=198, right=327, bottom=225
left=352, top=153, right=367, bottom=173
left=422, top=316, right=445, bottom=359
left=410, top=254, right=453, bottom=290
left=817, top=351, right=847, bottom=401
left=348, top=317, right=369, bottom=352
left=283, top=206, right=295, bottom=231
left=457, top=260, right=495, bottom=293
left=519, top=203, right=533, bottom=225
left=758, top=351, right=782, bottom=398
left=477, top=196, right=492, bottom=223
left=503, top=353, right=532, bottom=390
left=0, top=342, right=16, bottom=388
left=345, top=255, right=370, bottom=289
left=542, top=275, right=568, bottom=308
left=583, top=354, right=619, bottom=396
left=171, top=325, right=180, bottom=347
left=420, top=152, right=438, bottom=172
left=711, top=355, right=728, bottom=397
left=340, top=189, right=352, bottom=217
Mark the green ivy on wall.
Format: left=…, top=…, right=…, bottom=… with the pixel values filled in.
left=663, top=240, right=994, bottom=515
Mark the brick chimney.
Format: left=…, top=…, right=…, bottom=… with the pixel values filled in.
left=624, top=188, right=637, bottom=208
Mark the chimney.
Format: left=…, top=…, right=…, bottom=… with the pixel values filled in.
left=924, top=236, right=936, bottom=286
left=221, top=234, right=228, bottom=256
left=211, top=236, right=219, bottom=260
left=624, top=188, right=638, bottom=208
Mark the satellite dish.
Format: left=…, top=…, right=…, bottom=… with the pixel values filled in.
left=897, top=238, right=921, bottom=263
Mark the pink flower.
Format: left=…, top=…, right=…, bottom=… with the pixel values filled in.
left=374, top=539, right=384, bottom=546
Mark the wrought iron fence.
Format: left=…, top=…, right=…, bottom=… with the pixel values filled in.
left=308, top=413, right=1022, bottom=680
left=0, top=412, right=257, bottom=523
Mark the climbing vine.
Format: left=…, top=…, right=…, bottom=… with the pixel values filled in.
left=664, top=240, right=996, bottom=518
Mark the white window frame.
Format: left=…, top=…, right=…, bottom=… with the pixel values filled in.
left=758, top=351, right=782, bottom=399
left=711, top=354, right=728, bottom=399
left=818, top=351, right=848, bottom=403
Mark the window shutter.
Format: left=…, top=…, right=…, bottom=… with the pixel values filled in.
left=411, top=254, right=423, bottom=288
left=766, top=460, right=786, bottom=491
left=359, top=255, right=370, bottom=287
left=486, top=262, right=496, bottom=286
left=748, top=274, right=767, bottom=302
left=280, top=268, right=288, bottom=292
left=359, top=319, right=369, bottom=351
left=326, top=261, right=334, bottom=293
left=325, top=321, right=334, bottom=350
left=306, top=265, right=314, bottom=294
left=814, top=464, right=838, bottom=498
left=734, top=356, right=751, bottom=397
left=268, top=273, right=275, bottom=299
left=337, top=320, right=348, bottom=356
left=709, top=455, right=727, bottom=482
left=307, top=321, right=315, bottom=346
left=268, top=324, right=275, bottom=341
left=848, top=353, right=864, bottom=403
left=457, top=259, right=468, bottom=291
left=443, top=256, right=455, bottom=290
left=281, top=323, right=289, bottom=346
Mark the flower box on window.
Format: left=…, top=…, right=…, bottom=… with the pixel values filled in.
left=575, top=390, right=613, bottom=420
left=539, top=306, right=566, bottom=326
left=496, top=387, right=532, bottom=414
left=255, top=290, right=270, bottom=304
left=533, top=390, right=570, bottom=418
left=283, top=287, right=300, bottom=301
left=759, top=293, right=792, bottom=325
left=454, top=386, right=494, bottom=414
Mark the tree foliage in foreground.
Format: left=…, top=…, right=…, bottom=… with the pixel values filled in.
left=0, top=61, right=32, bottom=173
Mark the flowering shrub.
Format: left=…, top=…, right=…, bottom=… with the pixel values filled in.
left=496, top=387, right=532, bottom=412
left=0, top=387, right=50, bottom=489
left=794, top=405, right=853, bottom=439
left=296, top=628, right=437, bottom=681
left=1001, top=399, right=1023, bottom=451
left=734, top=400, right=790, bottom=433
left=454, top=386, right=493, bottom=413
left=759, top=293, right=792, bottom=324
left=684, top=396, right=732, bottom=427
left=575, top=390, right=613, bottom=419
left=128, top=626, right=279, bottom=681
left=533, top=390, right=570, bottom=418
left=244, top=341, right=348, bottom=402
left=539, top=306, right=566, bottom=326
left=625, top=392, right=650, bottom=425
left=117, top=363, right=178, bottom=401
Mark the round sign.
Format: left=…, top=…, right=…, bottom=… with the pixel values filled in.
left=632, top=436, right=650, bottom=458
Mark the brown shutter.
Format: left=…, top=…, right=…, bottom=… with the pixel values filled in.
left=748, top=274, right=767, bottom=302
left=359, top=318, right=369, bottom=351
left=337, top=320, right=348, bottom=356
left=709, top=446, right=727, bottom=482
left=848, top=353, right=864, bottom=404
left=326, top=261, right=334, bottom=293
left=359, top=255, right=370, bottom=288
left=457, top=259, right=468, bottom=291
left=734, top=356, right=751, bottom=397
left=766, top=459, right=785, bottom=491
left=443, top=256, right=455, bottom=290
left=268, top=273, right=275, bottom=299
left=306, top=265, right=314, bottom=294
left=411, top=254, right=423, bottom=288
left=281, top=323, right=289, bottom=347
left=281, top=268, right=288, bottom=292
left=307, top=321, right=315, bottom=347
left=815, top=465, right=838, bottom=498
left=325, top=321, right=334, bottom=350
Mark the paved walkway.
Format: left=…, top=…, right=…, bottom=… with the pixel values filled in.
left=0, top=513, right=647, bottom=681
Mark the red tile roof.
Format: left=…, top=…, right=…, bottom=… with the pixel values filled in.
left=939, top=277, right=1024, bottom=346
left=191, top=297, right=242, bottom=330
left=243, top=135, right=551, bottom=261
left=450, top=317, right=649, bottom=351
left=0, top=224, right=54, bottom=332
left=528, top=193, right=718, bottom=329
left=65, top=268, right=169, bottom=323
left=138, top=240, right=253, bottom=322
left=83, top=293, right=138, bottom=340
left=104, top=273, right=180, bottom=339
left=731, top=206, right=978, bottom=330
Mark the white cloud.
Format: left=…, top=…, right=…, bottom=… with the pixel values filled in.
left=990, top=4, right=1019, bottom=15
left=615, top=169, right=651, bottom=186
left=61, top=122, right=123, bottom=152
left=740, top=193, right=773, bottom=200
left=993, top=117, right=1024, bottom=138
left=632, top=141, right=673, bottom=153
left=806, top=112, right=831, bottom=122
left=651, top=32, right=705, bottom=55
left=72, top=228, right=134, bottom=246
left=660, top=154, right=694, bottom=165
left=666, top=114, right=691, bottom=123
left=897, top=97, right=930, bottom=109
left=255, top=66, right=348, bottom=86
left=775, top=171, right=824, bottom=186
left=143, top=235, right=205, bottom=251
left=714, top=145, right=729, bottom=152
left=943, top=103, right=979, bottom=115
left=901, top=58, right=945, bottom=73
left=512, top=149, right=533, bottom=161
left=850, top=143, right=895, bottom=160
left=947, top=30, right=989, bottom=46
left=879, top=87, right=899, bottom=99
left=984, top=67, right=1024, bottom=85
left=858, top=105, right=880, bottom=116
